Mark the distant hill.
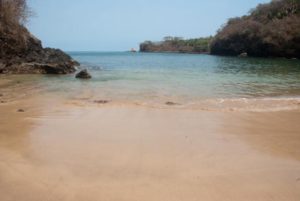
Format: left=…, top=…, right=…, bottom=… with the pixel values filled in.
left=210, top=0, right=300, bottom=58
left=140, top=36, right=212, bottom=54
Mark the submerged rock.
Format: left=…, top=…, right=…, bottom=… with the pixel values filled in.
left=165, top=101, right=180, bottom=106
left=17, top=109, right=25, bottom=112
left=94, top=100, right=110, bottom=104
left=76, top=69, right=92, bottom=79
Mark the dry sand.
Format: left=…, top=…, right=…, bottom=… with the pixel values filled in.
left=0, top=95, right=300, bottom=201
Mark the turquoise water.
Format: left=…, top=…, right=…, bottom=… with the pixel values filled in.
left=67, top=52, right=300, bottom=100
left=1, top=52, right=300, bottom=109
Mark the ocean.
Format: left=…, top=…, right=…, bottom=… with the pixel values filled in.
left=1, top=52, right=300, bottom=111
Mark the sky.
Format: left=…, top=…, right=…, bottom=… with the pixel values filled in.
left=27, top=0, right=270, bottom=51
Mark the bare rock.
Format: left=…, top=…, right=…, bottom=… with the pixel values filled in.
left=76, top=69, right=92, bottom=79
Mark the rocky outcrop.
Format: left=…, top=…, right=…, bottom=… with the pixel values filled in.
left=1, top=62, right=77, bottom=74
left=0, top=28, right=79, bottom=74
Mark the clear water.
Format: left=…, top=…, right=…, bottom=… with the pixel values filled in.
left=1, top=52, right=300, bottom=109
left=69, top=52, right=300, bottom=99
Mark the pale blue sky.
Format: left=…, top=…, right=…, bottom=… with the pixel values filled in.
left=27, top=0, right=270, bottom=51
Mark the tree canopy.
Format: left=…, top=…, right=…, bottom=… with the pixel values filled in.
left=210, top=0, right=300, bottom=58
left=140, top=36, right=212, bottom=53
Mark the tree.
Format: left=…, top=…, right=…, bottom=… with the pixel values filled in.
left=0, top=0, right=32, bottom=58
left=0, top=0, right=29, bottom=26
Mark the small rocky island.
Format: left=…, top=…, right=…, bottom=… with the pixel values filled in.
left=0, top=0, right=79, bottom=74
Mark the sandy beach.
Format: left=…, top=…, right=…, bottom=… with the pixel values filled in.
left=1, top=0, right=300, bottom=200
left=0, top=92, right=300, bottom=201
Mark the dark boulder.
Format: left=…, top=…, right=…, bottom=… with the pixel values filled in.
left=76, top=69, right=92, bottom=79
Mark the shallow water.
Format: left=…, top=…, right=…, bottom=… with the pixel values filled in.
left=70, top=52, right=300, bottom=99
left=1, top=52, right=300, bottom=110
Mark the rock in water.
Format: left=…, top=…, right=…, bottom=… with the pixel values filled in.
left=75, top=69, right=92, bottom=79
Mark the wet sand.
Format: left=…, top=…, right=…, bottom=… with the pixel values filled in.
left=0, top=96, right=300, bottom=201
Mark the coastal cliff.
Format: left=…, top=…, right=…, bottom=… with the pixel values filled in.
left=0, top=0, right=79, bottom=74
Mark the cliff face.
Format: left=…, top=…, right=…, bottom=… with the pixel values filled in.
left=210, top=0, right=300, bottom=58
left=0, top=0, right=79, bottom=74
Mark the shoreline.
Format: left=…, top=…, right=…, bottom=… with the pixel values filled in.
left=1, top=74, right=300, bottom=113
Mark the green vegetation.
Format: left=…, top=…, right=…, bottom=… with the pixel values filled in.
left=140, top=36, right=213, bottom=53
left=210, top=0, right=300, bottom=58
left=140, top=0, right=300, bottom=58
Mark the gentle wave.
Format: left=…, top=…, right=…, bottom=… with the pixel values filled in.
left=1, top=80, right=300, bottom=112
left=66, top=96, right=300, bottom=112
